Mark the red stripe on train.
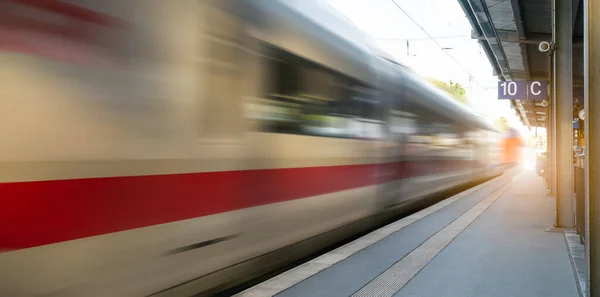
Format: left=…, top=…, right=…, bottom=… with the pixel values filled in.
left=0, top=160, right=479, bottom=250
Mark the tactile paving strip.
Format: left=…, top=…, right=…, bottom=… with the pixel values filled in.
left=351, top=173, right=523, bottom=297
left=234, top=174, right=513, bottom=297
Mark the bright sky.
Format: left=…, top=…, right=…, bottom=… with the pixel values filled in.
left=326, top=0, right=531, bottom=136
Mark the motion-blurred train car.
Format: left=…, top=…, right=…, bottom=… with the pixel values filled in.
left=501, top=127, right=524, bottom=166
left=0, top=1, right=504, bottom=296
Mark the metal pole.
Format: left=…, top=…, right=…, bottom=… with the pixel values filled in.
left=548, top=52, right=555, bottom=196
left=585, top=0, right=600, bottom=294
left=549, top=0, right=556, bottom=197
left=554, top=0, right=575, bottom=228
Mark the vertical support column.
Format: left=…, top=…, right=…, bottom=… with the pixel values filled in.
left=585, top=0, right=600, bottom=295
left=548, top=55, right=555, bottom=195
left=554, top=0, right=575, bottom=228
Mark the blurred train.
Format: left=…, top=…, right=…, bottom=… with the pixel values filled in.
left=0, top=1, right=505, bottom=296
left=501, top=127, right=524, bottom=166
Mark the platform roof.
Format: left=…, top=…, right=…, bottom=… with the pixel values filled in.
left=458, top=0, right=584, bottom=129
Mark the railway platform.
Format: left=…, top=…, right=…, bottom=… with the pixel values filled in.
left=235, top=169, right=581, bottom=297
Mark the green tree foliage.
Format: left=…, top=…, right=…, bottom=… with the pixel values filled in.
left=430, top=79, right=468, bottom=104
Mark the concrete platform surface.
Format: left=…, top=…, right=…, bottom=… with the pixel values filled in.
left=235, top=170, right=579, bottom=297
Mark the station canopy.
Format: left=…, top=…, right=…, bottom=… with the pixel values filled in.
left=458, top=0, right=584, bottom=129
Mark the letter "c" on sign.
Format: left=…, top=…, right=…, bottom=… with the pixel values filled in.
left=530, top=81, right=542, bottom=96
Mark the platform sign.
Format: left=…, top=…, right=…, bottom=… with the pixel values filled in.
left=527, top=81, right=548, bottom=99
left=498, top=80, right=548, bottom=100
left=498, top=81, right=527, bottom=99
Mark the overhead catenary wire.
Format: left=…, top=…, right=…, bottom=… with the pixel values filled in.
left=375, top=35, right=471, bottom=41
left=427, top=0, right=454, bottom=29
left=389, top=0, right=489, bottom=90
left=427, top=0, right=473, bottom=50
left=329, top=0, right=495, bottom=92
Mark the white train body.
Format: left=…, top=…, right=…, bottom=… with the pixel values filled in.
left=0, top=1, right=502, bottom=296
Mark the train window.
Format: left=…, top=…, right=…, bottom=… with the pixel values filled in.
left=400, top=99, right=459, bottom=158
left=390, top=110, right=416, bottom=136
left=248, top=43, right=383, bottom=139
left=389, top=89, right=475, bottom=162
left=400, top=100, right=431, bottom=146
left=389, top=93, right=415, bottom=138
left=348, top=87, right=384, bottom=139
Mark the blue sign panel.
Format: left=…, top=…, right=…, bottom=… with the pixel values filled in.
left=527, top=81, right=547, bottom=99
left=497, top=80, right=548, bottom=100
left=498, top=81, right=527, bottom=99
